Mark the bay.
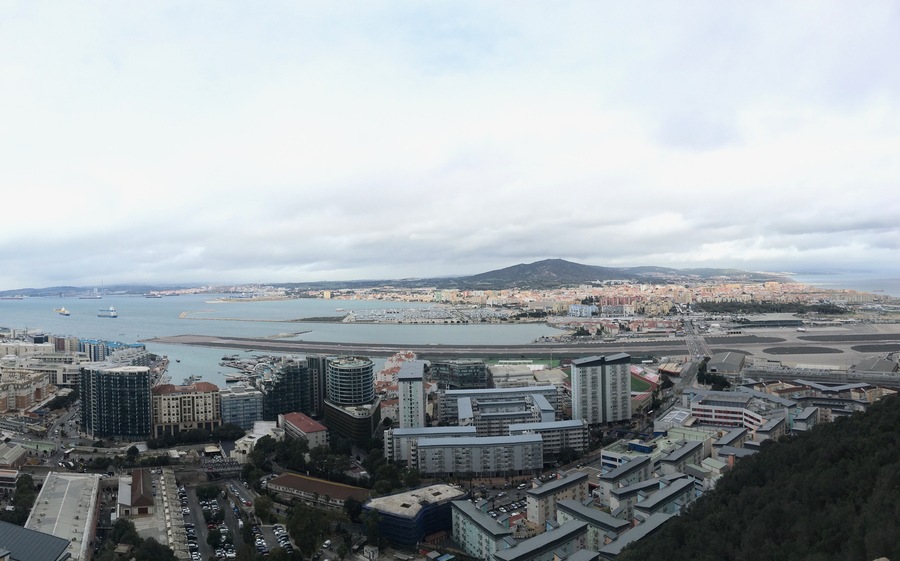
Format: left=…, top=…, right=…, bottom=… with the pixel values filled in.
left=0, top=294, right=564, bottom=388
left=791, top=273, right=900, bottom=298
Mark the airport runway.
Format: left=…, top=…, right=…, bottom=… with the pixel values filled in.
left=145, top=324, right=900, bottom=365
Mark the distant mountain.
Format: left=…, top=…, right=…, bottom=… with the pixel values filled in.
left=0, top=261, right=791, bottom=296
left=445, top=259, right=789, bottom=289
left=458, top=258, right=635, bottom=288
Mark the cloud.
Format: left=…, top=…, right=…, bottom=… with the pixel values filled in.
left=0, top=1, right=899, bottom=289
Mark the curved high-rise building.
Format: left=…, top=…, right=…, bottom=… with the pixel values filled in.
left=323, top=356, right=380, bottom=444
left=326, top=356, right=375, bottom=406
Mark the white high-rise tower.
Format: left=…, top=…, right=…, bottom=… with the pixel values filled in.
left=398, top=369, right=426, bottom=428
left=571, top=353, right=632, bottom=425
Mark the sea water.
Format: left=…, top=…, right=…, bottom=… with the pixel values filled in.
left=791, top=273, right=900, bottom=298
left=0, top=294, right=563, bottom=386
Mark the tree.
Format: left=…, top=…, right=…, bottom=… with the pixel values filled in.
left=363, top=510, right=383, bottom=549
left=126, top=445, right=140, bottom=460
left=196, top=484, right=221, bottom=501
left=288, top=504, right=330, bottom=556
left=556, top=446, right=579, bottom=466
left=254, top=495, right=274, bottom=523
left=343, top=497, right=363, bottom=523
left=206, top=529, right=222, bottom=549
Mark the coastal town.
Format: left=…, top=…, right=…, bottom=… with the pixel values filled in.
left=0, top=273, right=898, bottom=561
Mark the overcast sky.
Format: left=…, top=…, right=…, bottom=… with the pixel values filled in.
left=1, top=1, right=899, bottom=290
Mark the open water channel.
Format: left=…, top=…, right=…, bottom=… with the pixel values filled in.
left=0, top=294, right=564, bottom=387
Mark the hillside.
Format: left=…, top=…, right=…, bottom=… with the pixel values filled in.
left=617, top=394, right=900, bottom=561
left=0, top=260, right=790, bottom=296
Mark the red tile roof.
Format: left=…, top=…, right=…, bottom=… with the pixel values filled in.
left=281, top=412, right=327, bottom=434
left=152, top=382, right=220, bottom=395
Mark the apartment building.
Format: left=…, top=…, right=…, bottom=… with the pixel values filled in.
left=452, top=500, right=515, bottom=561
left=632, top=477, right=696, bottom=522
left=384, top=426, right=477, bottom=465
left=524, top=472, right=589, bottom=527
left=279, top=412, right=329, bottom=449
left=555, top=499, right=630, bottom=551
left=438, top=386, right=559, bottom=425
left=596, top=456, right=653, bottom=507
left=416, top=434, right=543, bottom=477
left=151, top=382, right=221, bottom=439
left=398, top=369, right=426, bottom=428
left=570, top=354, right=632, bottom=425
left=508, top=420, right=589, bottom=456
left=80, top=365, right=151, bottom=440
left=492, top=520, right=588, bottom=561
left=219, top=384, right=263, bottom=430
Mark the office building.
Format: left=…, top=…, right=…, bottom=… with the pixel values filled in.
left=219, top=384, right=263, bottom=430
left=80, top=365, right=152, bottom=440
left=571, top=354, right=632, bottom=425
left=151, top=381, right=221, bottom=439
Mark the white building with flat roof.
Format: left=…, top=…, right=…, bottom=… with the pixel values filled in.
left=26, top=472, right=101, bottom=561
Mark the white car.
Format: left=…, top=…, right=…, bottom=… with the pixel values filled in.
left=323, top=540, right=332, bottom=548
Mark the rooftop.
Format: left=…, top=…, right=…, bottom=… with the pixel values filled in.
left=451, top=500, right=514, bottom=537
left=556, top=499, right=630, bottom=533
left=599, top=512, right=674, bottom=557
left=417, top=434, right=543, bottom=448
left=494, top=520, right=588, bottom=561
left=661, top=440, right=703, bottom=464
left=0, top=520, right=70, bottom=561
left=365, top=484, right=466, bottom=518
left=269, top=472, right=369, bottom=503
left=152, top=381, right=219, bottom=395
left=26, top=471, right=101, bottom=561
left=633, top=477, right=694, bottom=512
left=281, top=412, right=327, bottom=434
left=571, top=353, right=630, bottom=367
left=527, top=472, right=589, bottom=498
